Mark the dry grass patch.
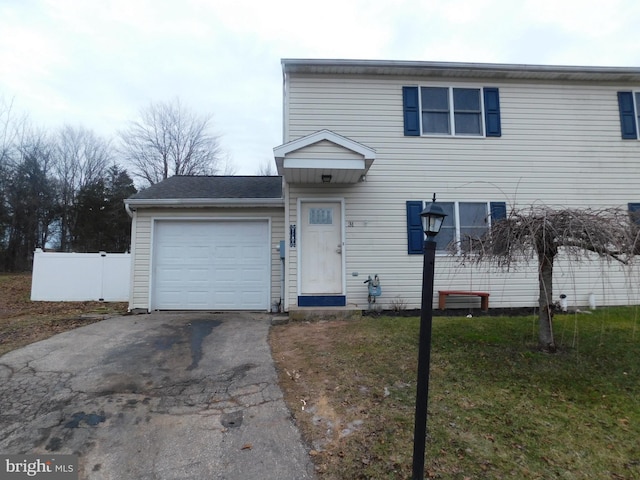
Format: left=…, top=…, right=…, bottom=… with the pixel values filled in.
left=0, top=274, right=127, bottom=356
left=270, top=311, right=640, bottom=479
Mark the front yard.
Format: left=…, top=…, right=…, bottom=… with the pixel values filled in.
left=2, top=274, right=639, bottom=479
left=270, top=309, right=640, bottom=479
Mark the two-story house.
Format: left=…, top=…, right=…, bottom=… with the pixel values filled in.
left=125, top=59, right=640, bottom=313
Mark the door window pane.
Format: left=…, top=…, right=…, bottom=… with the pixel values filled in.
left=309, top=208, right=333, bottom=225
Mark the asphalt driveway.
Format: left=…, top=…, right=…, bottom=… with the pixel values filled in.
left=0, top=312, right=315, bottom=479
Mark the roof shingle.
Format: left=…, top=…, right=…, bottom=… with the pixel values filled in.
left=128, top=176, right=283, bottom=200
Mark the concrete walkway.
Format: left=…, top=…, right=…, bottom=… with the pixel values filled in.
left=0, top=312, right=315, bottom=479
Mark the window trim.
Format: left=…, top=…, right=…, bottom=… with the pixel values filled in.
left=419, top=85, right=486, bottom=138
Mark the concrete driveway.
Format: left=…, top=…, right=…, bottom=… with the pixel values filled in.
left=0, top=312, right=315, bottom=479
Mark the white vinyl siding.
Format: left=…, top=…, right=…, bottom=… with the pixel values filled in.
left=291, top=139, right=364, bottom=160
left=283, top=73, right=640, bottom=310
left=129, top=207, right=284, bottom=311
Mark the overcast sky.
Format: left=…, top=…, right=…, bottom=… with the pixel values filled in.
left=1, top=0, right=640, bottom=174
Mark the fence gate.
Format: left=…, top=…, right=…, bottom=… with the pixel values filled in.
left=30, top=249, right=130, bottom=302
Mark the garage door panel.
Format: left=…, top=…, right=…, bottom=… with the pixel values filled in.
left=186, top=267, right=209, bottom=282
left=152, top=220, right=270, bottom=310
left=156, top=266, right=184, bottom=283
left=186, top=292, right=210, bottom=308
left=214, top=246, right=239, bottom=263
left=156, top=291, right=184, bottom=308
left=240, top=247, right=266, bottom=262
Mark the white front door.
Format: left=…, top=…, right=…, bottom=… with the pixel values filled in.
left=300, top=202, right=343, bottom=294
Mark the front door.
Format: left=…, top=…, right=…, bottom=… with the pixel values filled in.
left=300, top=202, right=343, bottom=294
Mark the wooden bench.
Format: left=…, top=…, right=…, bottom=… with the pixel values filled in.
left=438, top=290, right=490, bottom=311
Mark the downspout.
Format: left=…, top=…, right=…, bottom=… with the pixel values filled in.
left=281, top=66, right=290, bottom=311
left=124, top=201, right=136, bottom=312
left=282, top=176, right=290, bottom=312
left=125, top=202, right=134, bottom=218
left=279, top=240, right=285, bottom=313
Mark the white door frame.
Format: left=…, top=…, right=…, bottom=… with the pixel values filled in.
left=296, top=198, right=346, bottom=298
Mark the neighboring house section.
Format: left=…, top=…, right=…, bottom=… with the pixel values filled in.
left=275, top=59, right=640, bottom=311
left=125, top=176, right=284, bottom=312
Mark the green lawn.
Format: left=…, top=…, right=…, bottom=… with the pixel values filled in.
left=291, top=308, right=640, bottom=479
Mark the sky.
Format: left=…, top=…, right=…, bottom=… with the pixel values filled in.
left=1, top=0, right=640, bottom=175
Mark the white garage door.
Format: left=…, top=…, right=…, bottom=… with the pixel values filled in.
left=152, top=220, right=270, bottom=310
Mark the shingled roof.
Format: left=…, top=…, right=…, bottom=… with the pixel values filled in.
left=125, top=175, right=282, bottom=205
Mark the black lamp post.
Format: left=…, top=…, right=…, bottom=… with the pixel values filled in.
left=412, top=194, right=447, bottom=480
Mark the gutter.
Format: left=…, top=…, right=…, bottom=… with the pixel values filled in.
left=281, top=58, right=640, bottom=82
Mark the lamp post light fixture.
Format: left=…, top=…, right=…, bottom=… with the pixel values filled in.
left=412, top=193, right=447, bottom=480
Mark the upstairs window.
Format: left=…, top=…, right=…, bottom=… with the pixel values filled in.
left=421, top=87, right=482, bottom=135
left=403, top=86, right=501, bottom=137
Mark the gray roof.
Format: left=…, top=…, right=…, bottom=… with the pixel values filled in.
left=128, top=176, right=283, bottom=201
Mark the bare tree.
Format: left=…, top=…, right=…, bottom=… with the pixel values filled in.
left=119, top=98, right=223, bottom=185
left=0, top=97, right=20, bottom=251
left=460, top=206, right=638, bottom=352
left=255, top=159, right=276, bottom=176
left=53, top=126, right=112, bottom=251
left=217, top=152, right=238, bottom=175
left=0, top=97, right=23, bottom=166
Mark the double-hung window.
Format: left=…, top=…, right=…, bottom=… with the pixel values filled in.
left=422, top=87, right=483, bottom=136
left=406, top=200, right=507, bottom=254
left=403, top=86, right=501, bottom=137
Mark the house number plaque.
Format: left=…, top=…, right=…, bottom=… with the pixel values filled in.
left=289, top=224, right=296, bottom=248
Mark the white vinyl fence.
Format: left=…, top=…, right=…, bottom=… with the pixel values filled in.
left=31, top=249, right=131, bottom=301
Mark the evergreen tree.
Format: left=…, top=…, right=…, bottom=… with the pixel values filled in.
left=71, top=165, right=136, bottom=252
left=4, top=153, right=59, bottom=270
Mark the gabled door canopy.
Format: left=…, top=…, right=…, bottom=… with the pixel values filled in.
left=274, top=130, right=376, bottom=184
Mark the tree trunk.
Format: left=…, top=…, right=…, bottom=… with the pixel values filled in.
left=537, top=251, right=556, bottom=352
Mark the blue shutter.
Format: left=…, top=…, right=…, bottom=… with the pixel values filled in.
left=407, top=201, right=424, bottom=254
left=483, top=88, right=501, bottom=137
left=490, top=202, right=507, bottom=222
left=403, top=87, right=420, bottom=136
left=490, top=201, right=508, bottom=254
left=618, top=92, right=638, bottom=139
left=629, top=203, right=640, bottom=224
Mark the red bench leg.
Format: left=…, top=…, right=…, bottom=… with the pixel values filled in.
left=481, top=296, right=489, bottom=311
